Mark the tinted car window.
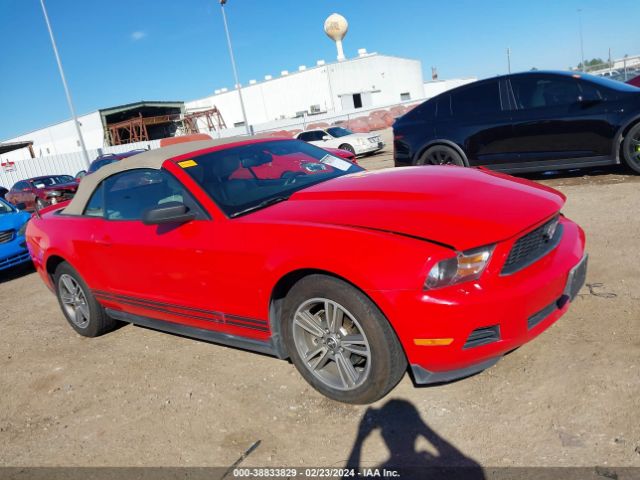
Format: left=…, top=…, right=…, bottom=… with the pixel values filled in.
left=578, top=80, right=604, bottom=102
left=103, top=169, right=200, bottom=220
left=402, top=99, right=436, bottom=122
left=13, top=181, right=28, bottom=191
left=297, top=132, right=314, bottom=142
left=84, top=183, right=104, bottom=217
left=451, top=81, right=501, bottom=117
left=511, top=76, right=580, bottom=109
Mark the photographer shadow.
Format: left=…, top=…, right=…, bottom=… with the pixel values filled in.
left=346, top=399, right=485, bottom=479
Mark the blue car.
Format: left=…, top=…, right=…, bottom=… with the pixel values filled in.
left=0, top=198, right=31, bottom=271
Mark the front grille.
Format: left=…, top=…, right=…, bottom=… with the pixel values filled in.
left=0, top=229, right=14, bottom=244
left=463, top=325, right=500, bottom=349
left=502, top=216, right=563, bottom=275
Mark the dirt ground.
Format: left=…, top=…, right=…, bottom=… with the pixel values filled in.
left=1, top=128, right=639, bottom=472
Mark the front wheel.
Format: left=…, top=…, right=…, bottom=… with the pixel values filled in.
left=417, top=145, right=465, bottom=166
left=282, top=275, right=407, bottom=404
left=339, top=144, right=356, bottom=155
left=622, top=123, right=640, bottom=174
left=54, top=262, right=117, bottom=337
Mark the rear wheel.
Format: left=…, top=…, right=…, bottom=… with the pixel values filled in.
left=282, top=275, right=407, bottom=404
left=339, top=144, right=356, bottom=155
left=54, top=262, right=117, bottom=337
left=622, top=123, right=640, bottom=174
left=417, top=145, right=465, bottom=166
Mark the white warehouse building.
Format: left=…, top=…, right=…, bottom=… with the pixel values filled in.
left=185, top=51, right=425, bottom=129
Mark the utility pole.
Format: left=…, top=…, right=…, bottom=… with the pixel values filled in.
left=507, top=47, right=512, bottom=74
left=219, top=0, right=250, bottom=135
left=578, top=9, right=585, bottom=70
left=40, top=0, right=90, bottom=168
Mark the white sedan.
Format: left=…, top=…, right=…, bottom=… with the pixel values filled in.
left=295, top=127, right=384, bottom=156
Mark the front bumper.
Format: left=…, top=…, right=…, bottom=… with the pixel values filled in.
left=354, top=141, right=385, bottom=155
left=368, top=217, right=586, bottom=383
left=0, top=234, right=31, bottom=271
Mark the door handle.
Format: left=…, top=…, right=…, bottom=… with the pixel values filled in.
left=94, top=235, right=112, bottom=247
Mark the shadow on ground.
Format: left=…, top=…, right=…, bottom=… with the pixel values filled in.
left=346, top=399, right=485, bottom=478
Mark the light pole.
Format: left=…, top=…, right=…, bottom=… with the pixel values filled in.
left=578, top=9, right=585, bottom=71
left=40, top=0, right=90, bottom=168
left=219, top=0, right=250, bottom=135
left=506, top=47, right=511, bottom=74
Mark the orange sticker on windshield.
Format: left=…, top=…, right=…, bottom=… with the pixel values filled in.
left=178, top=159, right=197, bottom=168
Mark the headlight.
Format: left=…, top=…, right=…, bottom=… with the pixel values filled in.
left=17, top=220, right=28, bottom=237
left=424, top=245, right=495, bottom=290
left=47, top=191, right=62, bottom=197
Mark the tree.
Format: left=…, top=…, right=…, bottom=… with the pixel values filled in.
left=577, top=58, right=607, bottom=71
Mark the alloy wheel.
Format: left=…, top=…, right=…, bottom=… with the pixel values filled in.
left=58, top=274, right=90, bottom=329
left=426, top=149, right=457, bottom=165
left=292, top=298, right=371, bottom=391
left=627, top=132, right=640, bottom=167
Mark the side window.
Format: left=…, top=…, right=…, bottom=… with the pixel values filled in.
left=84, top=183, right=105, bottom=217
left=298, top=132, right=312, bottom=142
left=511, top=76, right=580, bottom=110
left=402, top=99, right=435, bottom=122
left=103, top=169, right=203, bottom=221
left=313, top=131, right=327, bottom=141
left=578, top=81, right=604, bottom=102
left=451, top=81, right=501, bottom=117
left=13, top=181, right=27, bottom=191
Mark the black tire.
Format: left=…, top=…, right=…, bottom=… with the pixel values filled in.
left=53, top=262, right=117, bottom=337
left=282, top=274, right=407, bottom=404
left=622, top=123, right=640, bottom=174
left=417, top=145, right=465, bottom=166
left=339, top=144, right=356, bottom=155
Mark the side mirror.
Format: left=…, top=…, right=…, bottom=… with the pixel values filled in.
left=322, top=135, right=331, bottom=141
left=15, top=203, right=27, bottom=211
left=142, top=202, right=195, bottom=225
left=75, top=170, right=87, bottom=180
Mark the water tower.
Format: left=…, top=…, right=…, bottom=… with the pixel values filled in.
left=324, top=13, right=348, bottom=61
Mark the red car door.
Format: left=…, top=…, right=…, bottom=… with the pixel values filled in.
left=92, top=169, right=267, bottom=339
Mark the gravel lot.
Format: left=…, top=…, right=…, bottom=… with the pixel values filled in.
left=1, top=128, right=639, bottom=471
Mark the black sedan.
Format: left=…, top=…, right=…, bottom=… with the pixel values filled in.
left=393, top=71, right=640, bottom=174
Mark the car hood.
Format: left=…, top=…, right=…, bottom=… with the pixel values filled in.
left=0, top=210, right=30, bottom=231
left=250, top=166, right=565, bottom=251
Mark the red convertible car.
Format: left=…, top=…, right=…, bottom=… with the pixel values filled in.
left=26, top=137, right=587, bottom=404
left=6, top=175, right=78, bottom=211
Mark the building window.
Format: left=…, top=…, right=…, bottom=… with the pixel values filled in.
left=310, top=104, right=321, bottom=114
left=401, top=92, right=411, bottom=101
left=233, top=121, right=246, bottom=128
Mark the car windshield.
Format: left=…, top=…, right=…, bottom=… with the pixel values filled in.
left=0, top=199, right=15, bottom=214
left=181, top=139, right=362, bottom=217
left=31, top=175, right=74, bottom=188
left=326, top=127, right=354, bottom=138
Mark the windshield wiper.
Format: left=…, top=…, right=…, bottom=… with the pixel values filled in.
left=230, top=195, right=290, bottom=218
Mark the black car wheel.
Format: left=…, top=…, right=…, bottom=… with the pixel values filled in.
left=339, top=144, right=356, bottom=155
left=282, top=274, right=407, bottom=404
left=54, top=262, right=117, bottom=337
left=417, top=145, right=465, bottom=167
left=622, top=123, right=640, bottom=174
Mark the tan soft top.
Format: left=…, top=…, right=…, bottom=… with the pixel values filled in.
left=64, top=135, right=277, bottom=215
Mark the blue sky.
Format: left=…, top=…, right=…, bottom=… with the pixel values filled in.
left=1, top=0, right=638, bottom=139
